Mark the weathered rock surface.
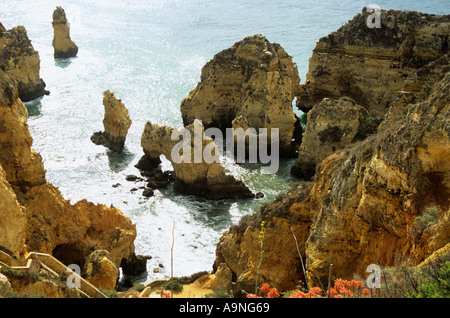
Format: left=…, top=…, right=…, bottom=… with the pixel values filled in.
left=91, top=90, right=132, bottom=153
left=296, top=9, right=450, bottom=119
left=52, top=6, right=78, bottom=58
left=0, top=68, right=139, bottom=291
left=0, top=23, right=48, bottom=101
left=83, top=250, right=119, bottom=290
left=291, top=97, right=378, bottom=180
left=140, top=119, right=254, bottom=199
left=213, top=70, right=450, bottom=293
left=180, top=34, right=301, bottom=156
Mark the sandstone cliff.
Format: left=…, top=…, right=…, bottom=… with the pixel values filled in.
left=291, top=97, right=377, bottom=180
left=140, top=119, right=254, bottom=199
left=0, top=69, right=141, bottom=293
left=52, top=6, right=78, bottom=59
left=296, top=9, right=449, bottom=118
left=180, top=34, right=301, bottom=156
left=91, top=90, right=132, bottom=153
left=0, top=23, right=48, bottom=102
left=212, top=10, right=450, bottom=295
left=214, top=71, right=449, bottom=294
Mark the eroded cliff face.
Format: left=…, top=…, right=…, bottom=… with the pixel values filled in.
left=141, top=119, right=254, bottom=199
left=52, top=6, right=78, bottom=58
left=0, top=69, right=138, bottom=288
left=91, top=90, right=132, bottom=153
left=180, top=34, right=301, bottom=156
left=296, top=9, right=449, bottom=118
left=0, top=23, right=48, bottom=102
left=291, top=97, right=377, bottom=180
left=214, top=71, right=449, bottom=294
left=213, top=10, right=450, bottom=294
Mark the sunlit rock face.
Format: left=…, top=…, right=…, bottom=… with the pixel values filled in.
left=180, top=34, right=301, bottom=157
left=0, top=68, right=138, bottom=288
left=91, top=90, right=132, bottom=153
left=0, top=23, right=48, bottom=101
left=52, top=6, right=78, bottom=58
left=141, top=119, right=254, bottom=199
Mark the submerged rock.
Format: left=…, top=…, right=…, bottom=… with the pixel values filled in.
left=140, top=119, right=254, bottom=199
left=180, top=34, right=301, bottom=156
left=52, top=6, right=78, bottom=58
left=0, top=23, right=48, bottom=101
left=91, top=90, right=132, bottom=153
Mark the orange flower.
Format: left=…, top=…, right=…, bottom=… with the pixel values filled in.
left=161, top=292, right=171, bottom=298
left=260, top=283, right=271, bottom=294
left=246, top=293, right=257, bottom=298
left=362, top=289, right=370, bottom=296
left=268, top=288, right=280, bottom=298
left=289, top=290, right=308, bottom=298
left=309, top=287, right=322, bottom=297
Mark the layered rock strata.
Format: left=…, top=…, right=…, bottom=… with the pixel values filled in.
left=0, top=69, right=140, bottom=291
left=0, top=23, right=48, bottom=101
left=212, top=10, right=450, bottom=295
left=213, top=70, right=450, bottom=294
left=296, top=9, right=450, bottom=118
left=52, top=6, right=78, bottom=58
left=180, top=34, right=301, bottom=156
left=140, top=119, right=254, bottom=199
left=91, top=90, right=132, bottom=153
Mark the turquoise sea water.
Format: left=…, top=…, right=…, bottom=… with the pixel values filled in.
left=1, top=0, right=448, bottom=282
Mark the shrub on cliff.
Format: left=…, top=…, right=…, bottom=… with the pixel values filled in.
left=408, top=261, right=450, bottom=298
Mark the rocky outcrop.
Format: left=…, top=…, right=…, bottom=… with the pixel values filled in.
left=291, top=97, right=378, bottom=180
left=213, top=70, right=450, bottom=293
left=52, top=6, right=78, bottom=58
left=91, top=90, right=132, bottom=153
left=140, top=119, right=254, bottom=199
left=0, top=68, right=139, bottom=291
left=0, top=23, right=48, bottom=102
left=180, top=34, right=301, bottom=156
left=296, top=9, right=449, bottom=119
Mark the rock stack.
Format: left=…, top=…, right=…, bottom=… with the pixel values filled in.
left=52, top=6, right=78, bottom=58
left=180, top=34, right=301, bottom=157
left=91, top=90, right=132, bottom=153
left=140, top=119, right=254, bottom=199
left=0, top=23, right=48, bottom=101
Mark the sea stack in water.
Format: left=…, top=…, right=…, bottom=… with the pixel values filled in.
left=91, top=90, right=132, bottom=153
left=52, top=6, right=78, bottom=58
left=140, top=119, right=254, bottom=199
left=0, top=23, right=49, bottom=101
left=180, top=34, right=301, bottom=156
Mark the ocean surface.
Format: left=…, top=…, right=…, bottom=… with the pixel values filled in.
left=1, top=0, right=448, bottom=283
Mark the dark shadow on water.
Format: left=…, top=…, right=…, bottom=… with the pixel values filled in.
left=54, top=57, right=74, bottom=69
left=24, top=97, right=43, bottom=118
left=107, top=148, right=135, bottom=173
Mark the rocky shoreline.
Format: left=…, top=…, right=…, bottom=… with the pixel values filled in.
left=0, top=7, right=449, bottom=298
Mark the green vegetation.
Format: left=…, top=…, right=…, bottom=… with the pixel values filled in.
left=412, top=205, right=440, bottom=237
left=408, top=261, right=450, bottom=298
